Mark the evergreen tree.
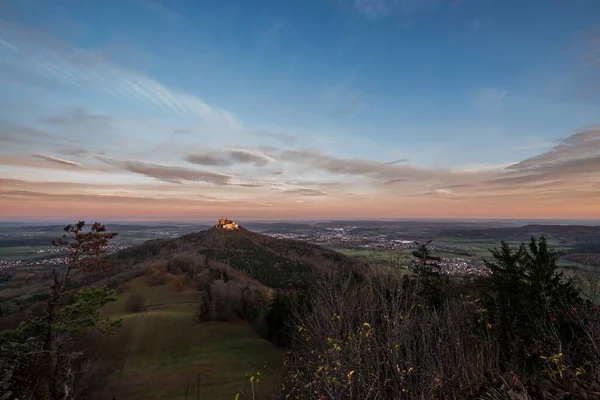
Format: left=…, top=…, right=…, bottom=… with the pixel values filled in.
left=484, top=236, right=581, bottom=369
left=413, top=241, right=444, bottom=308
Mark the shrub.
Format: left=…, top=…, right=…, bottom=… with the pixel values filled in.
left=284, top=274, right=495, bottom=399
left=147, top=262, right=167, bottom=286
left=125, top=294, right=146, bottom=313
left=167, top=254, right=199, bottom=275
left=173, top=275, right=185, bottom=291
left=282, top=237, right=600, bottom=399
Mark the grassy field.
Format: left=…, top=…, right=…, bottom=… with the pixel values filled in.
left=99, top=276, right=283, bottom=400
left=0, top=246, right=46, bottom=261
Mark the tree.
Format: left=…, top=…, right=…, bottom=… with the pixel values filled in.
left=486, top=237, right=580, bottom=321
left=44, top=222, right=118, bottom=399
left=0, top=221, right=120, bottom=400
left=412, top=240, right=445, bottom=308
left=125, top=294, right=147, bottom=313
left=196, top=288, right=213, bottom=322
left=484, top=236, right=581, bottom=369
left=522, top=236, right=580, bottom=309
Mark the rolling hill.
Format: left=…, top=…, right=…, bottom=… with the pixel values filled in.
left=110, top=224, right=367, bottom=289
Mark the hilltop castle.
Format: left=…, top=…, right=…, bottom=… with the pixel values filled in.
left=216, top=217, right=238, bottom=230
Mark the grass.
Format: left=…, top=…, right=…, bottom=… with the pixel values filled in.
left=103, top=274, right=201, bottom=315
left=0, top=246, right=46, bottom=260
left=99, top=276, right=283, bottom=400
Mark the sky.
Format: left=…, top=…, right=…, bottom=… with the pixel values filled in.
left=1, top=0, right=600, bottom=222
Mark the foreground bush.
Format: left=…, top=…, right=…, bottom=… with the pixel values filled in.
left=283, top=238, right=600, bottom=399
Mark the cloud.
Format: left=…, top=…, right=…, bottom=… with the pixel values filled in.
left=96, top=155, right=233, bottom=185
left=272, top=148, right=479, bottom=183
left=184, top=149, right=273, bottom=167
left=31, top=153, right=83, bottom=167
left=0, top=189, right=218, bottom=206
left=184, top=153, right=226, bottom=166
left=474, top=87, right=509, bottom=108
left=173, top=129, right=190, bottom=134
left=230, top=182, right=266, bottom=188
left=383, top=158, right=408, bottom=165
left=246, top=129, right=299, bottom=144
left=227, top=149, right=273, bottom=166
left=39, top=107, right=113, bottom=127
left=284, top=180, right=340, bottom=187
left=494, top=126, right=600, bottom=184
left=0, top=121, right=60, bottom=146
left=434, top=188, right=453, bottom=195
left=384, top=178, right=408, bottom=185
left=282, top=188, right=328, bottom=196
left=0, top=21, right=240, bottom=130
left=60, top=148, right=92, bottom=157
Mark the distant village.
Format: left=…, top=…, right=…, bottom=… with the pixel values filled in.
left=265, top=227, right=491, bottom=277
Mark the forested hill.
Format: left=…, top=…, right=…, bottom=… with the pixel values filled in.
left=111, top=225, right=367, bottom=289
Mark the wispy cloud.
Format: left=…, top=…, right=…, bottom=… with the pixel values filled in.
left=246, top=129, right=299, bottom=144
left=184, top=149, right=273, bottom=167
left=227, top=149, right=273, bottom=166
left=270, top=148, right=496, bottom=185
left=496, top=126, right=600, bottom=183
left=0, top=21, right=240, bottom=129
left=281, top=188, right=328, bottom=196
left=261, top=20, right=287, bottom=45
left=0, top=121, right=60, bottom=146
left=96, top=155, right=233, bottom=185
left=474, top=87, right=509, bottom=109
left=0, top=189, right=224, bottom=207
left=59, top=148, right=94, bottom=157
left=184, top=153, right=226, bottom=166
left=31, top=153, right=82, bottom=168
left=39, top=107, right=113, bottom=127
left=384, top=178, right=408, bottom=185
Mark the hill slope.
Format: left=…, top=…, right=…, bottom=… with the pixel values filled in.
left=111, top=225, right=367, bottom=289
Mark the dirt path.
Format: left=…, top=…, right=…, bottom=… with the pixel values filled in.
left=117, top=309, right=149, bottom=382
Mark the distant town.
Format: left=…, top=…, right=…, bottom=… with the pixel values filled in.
left=263, top=226, right=491, bottom=276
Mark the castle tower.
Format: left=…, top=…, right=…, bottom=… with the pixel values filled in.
left=216, top=217, right=238, bottom=230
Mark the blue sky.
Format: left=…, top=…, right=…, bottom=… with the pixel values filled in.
left=1, top=0, right=600, bottom=220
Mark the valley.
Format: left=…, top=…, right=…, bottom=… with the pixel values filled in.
left=1, top=220, right=599, bottom=399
